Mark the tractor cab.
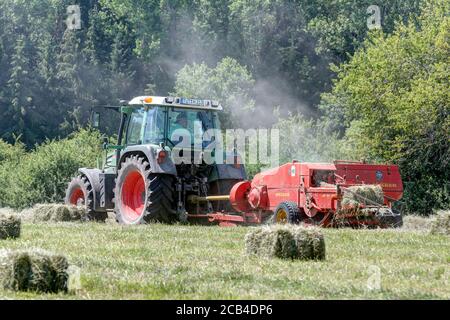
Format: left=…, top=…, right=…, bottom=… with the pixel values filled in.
left=122, top=97, right=221, bottom=149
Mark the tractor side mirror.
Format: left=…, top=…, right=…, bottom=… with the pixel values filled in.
left=91, top=111, right=100, bottom=128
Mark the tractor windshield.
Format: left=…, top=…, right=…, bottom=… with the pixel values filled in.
left=125, top=106, right=219, bottom=147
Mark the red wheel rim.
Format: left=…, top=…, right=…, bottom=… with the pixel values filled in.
left=70, top=188, right=85, bottom=205
left=121, top=170, right=146, bottom=223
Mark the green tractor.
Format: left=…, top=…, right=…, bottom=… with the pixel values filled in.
left=65, top=96, right=246, bottom=224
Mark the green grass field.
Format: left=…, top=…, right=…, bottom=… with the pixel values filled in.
left=0, top=221, right=449, bottom=299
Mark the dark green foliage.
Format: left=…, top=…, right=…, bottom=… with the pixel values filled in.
left=0, top=129, right=102, bottom=209
left=0, top=0, right=424, bottom=146
left=320, top=0, right=449, bottom=215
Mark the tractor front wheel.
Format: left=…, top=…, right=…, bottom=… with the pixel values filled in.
left=65, top=176, right=108, bottom=222
left=114, top=155, right=177, bottom=225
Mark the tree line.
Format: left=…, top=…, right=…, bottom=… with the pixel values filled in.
left=0, top=0, right=448, bottom=214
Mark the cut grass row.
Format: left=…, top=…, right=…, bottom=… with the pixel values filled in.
left=0, top=221, right=448, bottom=299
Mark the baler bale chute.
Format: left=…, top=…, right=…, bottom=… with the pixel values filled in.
left=187, top=160, right=404, bottom=228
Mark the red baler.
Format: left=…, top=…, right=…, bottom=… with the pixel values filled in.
left=188, top=160, right=404, bottom=227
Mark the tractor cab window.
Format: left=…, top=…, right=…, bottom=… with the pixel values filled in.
left=143, top=107, right=165, bottom=144
left=126, top=109, right=144, bottom=145
left=168, top=108, right=215, bottom=146
left=126, top=107, right=165, bottom=145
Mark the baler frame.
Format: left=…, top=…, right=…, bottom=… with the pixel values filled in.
left=187, top=160, right=404, bottom=228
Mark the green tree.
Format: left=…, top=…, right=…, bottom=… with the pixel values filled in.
left=173, top=57, right=255, bottom=128
left=321, top=0, right=450, bottom=214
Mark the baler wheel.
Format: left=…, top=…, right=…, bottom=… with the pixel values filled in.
left=379, top=214, right=403, bottom=228
left=64, top=175, right=107, bottom=222
left=272, top=202, right=301, bottom=224
left=114, top=155, right=177, bottom=225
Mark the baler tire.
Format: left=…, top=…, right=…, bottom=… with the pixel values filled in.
left=380, top=214, right=403, bottom=228
left=114, top=155, right=177, bottom=225
left=64, top=175, right=108, bottom=222
left=272, top=201, right=301, bottom=224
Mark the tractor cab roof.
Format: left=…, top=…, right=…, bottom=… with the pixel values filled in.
left=128, top=96, right=223, bottom=111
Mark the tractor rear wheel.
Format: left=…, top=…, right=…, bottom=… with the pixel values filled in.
left=65, top=176, right=108, bottom=222
left=271, top=202, right=301, bottom=224
left=114, top=155, right=177, bottom=225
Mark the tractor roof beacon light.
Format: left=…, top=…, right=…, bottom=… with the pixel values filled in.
left=144, top=97, right=153, bottom=104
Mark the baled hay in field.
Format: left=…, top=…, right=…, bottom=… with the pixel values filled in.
left=245, top=225, right=325, bottom=260
left=402, top=215, right=434, bottom=232
left=293, top=226, right=326, bottom=260
left=0, top=249, right=69, bottom=293
left=0, top=212, right=21, bottom=239
left=430, top=211, right=450, bottom=235
left=342, top=185, right=384, bottom=206
left=21, top=204, right=86, bottom=222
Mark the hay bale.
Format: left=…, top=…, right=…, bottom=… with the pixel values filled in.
left=430, top=211, right=450, bottom=235
left=245, top=225, right=325, bottom=260
left=342, top=185, right=384, bottom=206
left=21, top=204, right=85, bottom=222
left=0, top=249, right=69, bottom=293
left=402, top=215, right=434, bottom=232
left=292, top=226, right=326, bottom=260
left=0, top=212, right=21, bottom=240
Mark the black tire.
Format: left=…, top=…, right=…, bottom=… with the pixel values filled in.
left=209, top=179, right=242, bottom=212
left=271, top=201, right=301, bottom=224
left=64, top=175, right=108, bottom=222
left=379, top=214, right=403, bottom=228
left=114, top=155, right=177, bottom=225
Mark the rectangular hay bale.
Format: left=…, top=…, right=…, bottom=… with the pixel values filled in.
left=430, top=210, right=450, bottom=235
left=0, top=212, right=21, bottom=239
left=245, top=225, right=325, bottom=260
left=0, top=249, right=69, bottom=293
left=21, top=204, right=85, bottom=223
left=342, top=185, right=384, bottom=207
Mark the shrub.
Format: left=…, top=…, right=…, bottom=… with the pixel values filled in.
left=0, top=129, right=103, bottom=209
left=0, top=139, right=25, bottom=165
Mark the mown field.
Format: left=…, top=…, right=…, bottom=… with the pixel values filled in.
left=0, top=218, right=448, bottom=300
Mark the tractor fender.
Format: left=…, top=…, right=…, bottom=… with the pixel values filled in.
left=119, top=145, right=177, bottom=176
left=78, top=168, right=104, bottom=212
